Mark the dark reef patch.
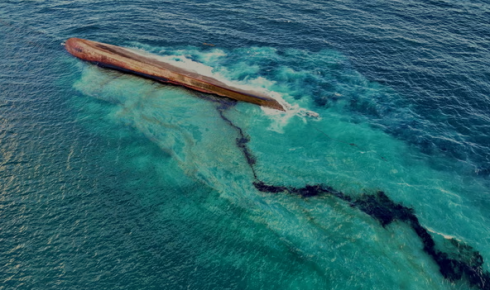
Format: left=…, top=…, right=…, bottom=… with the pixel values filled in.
left=216, top=104, right=490, bottom=290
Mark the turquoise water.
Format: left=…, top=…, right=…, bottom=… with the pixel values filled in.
left=1, top=1, right=490, bottom=289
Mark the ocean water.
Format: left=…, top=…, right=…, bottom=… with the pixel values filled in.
left=1, top=0, right=490, bottom=289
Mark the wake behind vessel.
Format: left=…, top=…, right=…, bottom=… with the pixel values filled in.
left=65, top=38, right=285, bottom=111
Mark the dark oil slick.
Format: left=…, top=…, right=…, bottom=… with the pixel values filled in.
left=217, top=101, right=490, bottom=289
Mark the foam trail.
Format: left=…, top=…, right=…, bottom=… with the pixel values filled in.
left=127, top=46, right=319, bottom=125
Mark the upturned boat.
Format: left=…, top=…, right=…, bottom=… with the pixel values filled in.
left=65, top=38, right=285, bottom=111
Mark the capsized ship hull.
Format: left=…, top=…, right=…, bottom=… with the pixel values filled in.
left=65, top=38, right=285, bottom=111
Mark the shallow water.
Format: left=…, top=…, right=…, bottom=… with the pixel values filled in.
left=1, top=1, right=490, bottom=289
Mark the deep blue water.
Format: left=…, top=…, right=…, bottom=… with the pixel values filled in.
left=1, top=0, right=490, bottom=289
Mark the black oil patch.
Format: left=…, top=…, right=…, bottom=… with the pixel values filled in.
left=216, top=104, right=490, bottom=290
left=215, top=101, right=257, bottom=179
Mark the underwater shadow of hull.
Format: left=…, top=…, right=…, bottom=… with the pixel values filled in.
left=64, top=38, right=285, bottom=111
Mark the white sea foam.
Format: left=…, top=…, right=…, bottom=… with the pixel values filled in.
left=426, top=227, right=457, bottom=240
left=126, top=46, right=320, bottom=131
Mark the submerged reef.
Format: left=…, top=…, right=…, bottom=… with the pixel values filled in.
left=215, top=100, right=490, bottom=290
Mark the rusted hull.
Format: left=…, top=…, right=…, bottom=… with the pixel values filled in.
left=65, top=38, right=285, bottom=111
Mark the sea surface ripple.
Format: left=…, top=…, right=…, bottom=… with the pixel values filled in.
left=1, top=0, right=490, bottom=289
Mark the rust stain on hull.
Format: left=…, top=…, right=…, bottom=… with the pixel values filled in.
left=65, top=38, right=285, bottom=111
